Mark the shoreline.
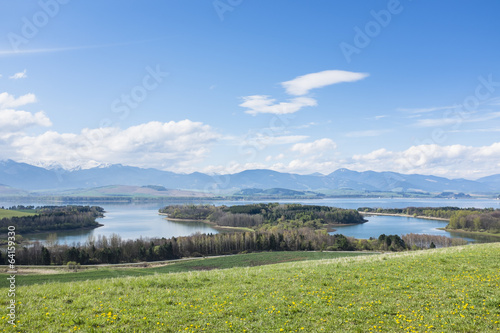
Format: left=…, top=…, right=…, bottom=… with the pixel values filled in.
left=19, top=223, right=104, bottom=238
left=436, top=227, right=500, bottom=238
left=359, top=211, right=450, bottom=222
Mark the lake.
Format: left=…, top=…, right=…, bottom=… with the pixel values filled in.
left=3, top=198, right=499, bottom=245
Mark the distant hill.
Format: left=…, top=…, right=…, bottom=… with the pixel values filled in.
left=326, top=168, right=492, bottom=193
left=52, top=185, right=215, bottom=198
left=477, top=174, right=500, bottom=191
left=0, top=159, right=499, bottom=194
left=232, top=188, right=325, bottom=198
left=0, top=184, right=29, bottom=196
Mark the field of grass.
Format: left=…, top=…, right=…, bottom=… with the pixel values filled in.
left=1, top=251, right=373, bottom=287
left=1, top=244, right=500, bottom=332
left=0, top=208, right=36, bottom=219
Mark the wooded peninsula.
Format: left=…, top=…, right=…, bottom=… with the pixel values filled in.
left=0, top=205, right=104, bottom=234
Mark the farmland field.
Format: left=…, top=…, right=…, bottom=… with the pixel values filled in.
left=1, top=244, right=500, bottom=332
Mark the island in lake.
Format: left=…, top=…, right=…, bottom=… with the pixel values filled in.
left=159, top=203, right=367, bottom=233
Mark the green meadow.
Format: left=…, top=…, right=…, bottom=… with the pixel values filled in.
left=3, top=251, right=372, bottom=287
left=0, top=209, right=35, bottom=219
left=1, top=244, right=500, bottom=332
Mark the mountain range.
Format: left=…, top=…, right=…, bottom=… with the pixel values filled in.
left=0, top=159, right=499, bottom=194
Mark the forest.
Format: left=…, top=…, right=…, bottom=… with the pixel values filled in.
left=0, top=205, right=104, bottom=234
left=446, top=209, right=500, bottom=233
left=160, top=203, right=367, bottom=230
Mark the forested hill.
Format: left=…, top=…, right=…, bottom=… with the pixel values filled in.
left=160, top=203, right=366, bottom=230
left=0, top=205, right=104, bottom=234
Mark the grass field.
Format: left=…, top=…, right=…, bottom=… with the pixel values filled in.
left=1, top=245, right=500, bottom=332
left=1, top=251, right=374, bottom=287
left=0, top=208, right=36, bottom=219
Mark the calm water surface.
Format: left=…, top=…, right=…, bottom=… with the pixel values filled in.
left=3, top=198, right=498, bottom=245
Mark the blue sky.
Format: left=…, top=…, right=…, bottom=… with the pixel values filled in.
left=1, top=0, right=500, bottom=179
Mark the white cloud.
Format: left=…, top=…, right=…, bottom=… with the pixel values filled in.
left=0, top=109, right=52, bottom=131
left=278, top=159, right=340, bottom=175
left=291, top=138, right=337, bottom=155
left=240, top=95, right=317, bottom=115
left=9, top=70, right=27, bottom=79
left=350, top=143, right=500, bottom=179
left=281, top=70, right=369, bottom=96
left=9, top=120, right=220, bottom=171
left=0, top=92, right=48, bottom=133
left=0, top=92, right=37, bottom=108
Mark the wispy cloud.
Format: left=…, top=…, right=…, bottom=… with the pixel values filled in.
left=9, top=70, right=27, bottom=79
left=240, top=95, right=317, bottom=115
left=449, top=128, right=500, bottom=133
left=345, top=129, right=393, bottom=138
left=292, top=122, right=319, bottom=129
left=398, top=105, right=460, bottom=114
left=414, top=112, right=500, bottom=127
left=241, top=134, right=309, bottom=146
left=0, top=39, right=164, bottom=57
left=488, top=97, right=500, bottom=106
left=282, top=70, right=369, bottom=96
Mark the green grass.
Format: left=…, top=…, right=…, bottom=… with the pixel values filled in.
left=1, top=244, right=500, bottom=332
left=0, top=208, right=36, bottom=219
left=1, top=251, right=373, bottom=287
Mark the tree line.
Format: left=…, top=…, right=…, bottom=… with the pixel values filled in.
left=0, top=205, right=104, bottom=234
left=447, top=210, right=500, bottom=233
left=358, top=206, right=492, bottom=219
left=1, top=229, right=469, bottom=266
